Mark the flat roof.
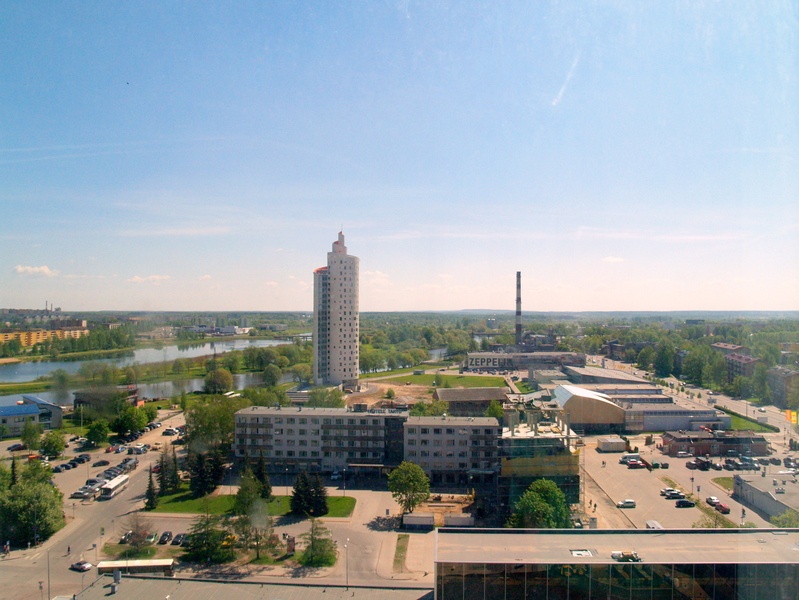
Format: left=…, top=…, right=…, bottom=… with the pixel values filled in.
left=76, top=575, right=432, bottom=599
left=435, top=528, right=799, bottom=565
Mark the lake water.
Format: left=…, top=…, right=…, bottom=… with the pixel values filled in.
left=0, top=338, right=288, bottom=384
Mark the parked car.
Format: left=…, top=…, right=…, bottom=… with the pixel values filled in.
left=70, top=561, right=92, bottom=572
left=119, top=531, right=133, bottom=544
left=52, top=465, right=64, bottom=473
left=676, top=499, right=696, bottom=508
left=8, top=443, right=26, bottom=452
left=172, top=533, right=186, bottom=546
left=616, top=499, right=636, bottom=508
left=715, top=503, right=731, bottom=514
left=145, top=531, right=159, bottom=545
left=92, top=460, right=110, bottom=467
left=660, top=488, right=676, bottom=496
left=665, top=491, right=686, bottom=500
left=158, top=531, right=173, bottom=545
left=706, top=496, right=720, bottom=506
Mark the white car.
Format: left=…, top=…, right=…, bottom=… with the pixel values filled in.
left=616, top=499, right=636, bottom=508
left=70, top=560, right=92, bottom=572
left=706, top=496, right=720, bottom=506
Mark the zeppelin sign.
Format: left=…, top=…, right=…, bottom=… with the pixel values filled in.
left=467, top=355, right=515, bottom=369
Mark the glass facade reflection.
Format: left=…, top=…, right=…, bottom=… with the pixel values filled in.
left=437, top=561, right=799, bottom=599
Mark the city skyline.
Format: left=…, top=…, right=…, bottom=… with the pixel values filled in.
left=2, top=3, right=797, bottom=313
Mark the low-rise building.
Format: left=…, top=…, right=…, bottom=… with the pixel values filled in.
left=435, top=528, right=799, bottom=599
left=0, top=403, right=40, bottom=437
left=660, top=430, right=769, bottom=457
left=403, top=415, right=501, bottom=486
left=733, top=472, right=799, bottom=521
left=766, top=366, right=799, bottom=408
left=234, top=406, right=407, bottom=475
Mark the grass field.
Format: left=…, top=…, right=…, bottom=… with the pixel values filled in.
left=726, top=414, right=774, bottom=432
left=712, top=477, right=734, bottom=491
left=151, top=485, right=356, bottom=518
left=380, top=373, right=506, bottom=388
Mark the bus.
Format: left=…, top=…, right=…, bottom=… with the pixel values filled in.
left=100, top=474, right=129, bottom=499
left=96, top=558, right=175, bottom=577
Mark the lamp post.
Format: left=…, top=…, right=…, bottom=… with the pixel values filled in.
left=345, top=538, right=349, bottom=590
left=343, top=468, right=346, bottom=497
left=285, top=467, right=289, bottom=498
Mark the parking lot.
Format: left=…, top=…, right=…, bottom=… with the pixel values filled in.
left=582, top=436, right=773, bottom=528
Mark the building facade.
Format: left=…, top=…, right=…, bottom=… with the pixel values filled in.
left=234, top=406, right=407, bottom=474
left=313, top=232, right=359, bottom=389
left=403, top=416, right=501, bottom=485
left=435, top=528, right=799, bottom=600
left=766, top=366, right=799, bottom=408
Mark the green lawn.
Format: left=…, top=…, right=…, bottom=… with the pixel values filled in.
left=727, top=414, right=774, bottom=433
left=151, top=485, right=355, bottom=518
left=381, top=373, right=506, bottom=388
left=712, top=477, right=734, bottom=492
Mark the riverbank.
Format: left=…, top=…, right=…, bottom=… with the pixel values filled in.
left=0, top=357, right=21, bottom=365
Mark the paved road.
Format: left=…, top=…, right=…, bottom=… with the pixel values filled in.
left=0, top=410, right=185, bottom=600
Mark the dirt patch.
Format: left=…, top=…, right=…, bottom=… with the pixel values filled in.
left=347, top=380, right=433, bottom=408
left=417, top=493, right=474, bottom=527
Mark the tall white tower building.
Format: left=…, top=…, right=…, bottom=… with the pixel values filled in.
left=313, top=232, right=359, bottom=388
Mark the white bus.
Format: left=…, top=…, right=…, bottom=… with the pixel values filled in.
left=97, top=558, right=175, bottom=576
left=100, top=474, right=129, bottom=499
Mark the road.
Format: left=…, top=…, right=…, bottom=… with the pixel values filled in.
left=0, top=410, right=185, bottom=600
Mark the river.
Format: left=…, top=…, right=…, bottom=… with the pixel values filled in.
left=0, top=338, right=289, bottom=407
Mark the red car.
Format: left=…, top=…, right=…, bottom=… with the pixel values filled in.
left=715, top=503, right=731, bottom=514
left=627, top=460, right=646, bottom=469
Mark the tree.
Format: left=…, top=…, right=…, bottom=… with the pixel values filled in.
left=308, top=474, right=329, bottom=517
left=653, top=343, right=675, bottom=378
left=20, top=418, right=43, bottom=452
left=386, top=388, right=396, bottom=399
left=204, top=368, right=234, bottom=394
left=636, top=346, right=655, bottom=371
left=233, top=468, right=262, bottom=516
left=169, top=446, right=181, bottom=494
left=388, top=461, right=430, bottom=514
left=484, top=399, right=504, bottom=420
left=144, top=466, right=158, bottom=510
left=262, top=364, right=282, bottom=387
left=307, top=387, right=345, bottom=408
left=771, top=509, right=799, bottom=528
left=506, top=479, right=571, bottom=529
left=185, top=510, right=235, bottom=563
left=123, top=512, right=152, bottom=555
left=39, top=430, right=65, bottom=458
left=254, top=457, right=272, bottom=500
left=298, top=518, right=337, bottom=567
left=290, top=471, right=312, bottom=516
left=111, top=406, right=147, bottom=436
left=0, top=478, right=65, bottom=546
left=86, top=419, right=111, bottom=447
left=290, top=363, right=313, bottom=384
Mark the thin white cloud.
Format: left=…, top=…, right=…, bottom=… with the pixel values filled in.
left=551, top=51, right=581, bottom=107
left=602, top=256, right=625, bottom=263
left=127, top=275, right=171, bottom=284
left=199, top=275, right=212, bottom=281
left=364, top=270, right=393, bottom=288
left=14, top=265, right=59, bottom=277
left=120, top=226, right=232, bottom=237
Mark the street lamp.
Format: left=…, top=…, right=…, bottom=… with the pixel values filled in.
left=343, top=468, right=346, bottom=497
left=285, top=467, right=289, bottom=497
left=690, top=476, right=695, bottom=494
left=345, top=538, right=349, bottom=590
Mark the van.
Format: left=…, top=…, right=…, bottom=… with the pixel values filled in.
left=619, top=453, right=640, bottom=465
left=616, top=499, right=636, bottom=508
left=676, top=451, right=692, bottom=458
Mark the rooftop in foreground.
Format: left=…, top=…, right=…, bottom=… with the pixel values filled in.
left=435, top=528, right=799, bottom=565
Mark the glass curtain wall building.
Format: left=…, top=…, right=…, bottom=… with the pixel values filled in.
left=435, top=528, right=799, bottom=600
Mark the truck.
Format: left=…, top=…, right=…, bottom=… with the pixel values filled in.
left=597, top=437, right=627, bottom=453
left=611, top=550, right=642, bottom=562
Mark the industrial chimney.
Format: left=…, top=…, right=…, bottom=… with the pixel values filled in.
left=515, top=271, right=522, bottom=346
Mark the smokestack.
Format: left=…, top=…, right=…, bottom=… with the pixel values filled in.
left=515, top=271, right=522, bottom=346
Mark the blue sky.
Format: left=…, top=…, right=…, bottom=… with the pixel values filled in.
left=1, top=1, right=797, bottom=312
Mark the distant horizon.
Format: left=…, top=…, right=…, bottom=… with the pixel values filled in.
left=3, top=306, right=798, bottom=319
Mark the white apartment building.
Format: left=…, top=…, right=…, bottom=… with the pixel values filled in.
left=403, top=415, right=502, bottom=485
left=313, top=232, right=359, bottom=388
left=234, top=406, right=407, bottom=473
